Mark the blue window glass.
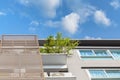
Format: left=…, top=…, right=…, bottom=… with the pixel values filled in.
left=82, top=57, right=112, bottom=60
left=79, top=50, right=94, bottom=56
left=106, top=70, right=120, bottom=78
left=110, top=50, right=120, bottom=59
left=94, top=50, right=109, bottom=56
left=89, top=70, right=107, bottom=78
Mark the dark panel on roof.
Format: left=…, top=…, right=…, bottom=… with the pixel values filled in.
left=38, top=40, right=120, bottom=46
left=79, top=40, right=120, bottom=46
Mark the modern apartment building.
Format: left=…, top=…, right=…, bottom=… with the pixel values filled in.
left=40, top=40, right=120, bottom=80
left=0, top=35, right=120, bottom=80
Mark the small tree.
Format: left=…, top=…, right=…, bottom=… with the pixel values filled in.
left=40, top=32, right=79, bottom=55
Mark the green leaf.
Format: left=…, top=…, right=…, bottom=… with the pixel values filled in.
left=40, top=32, right=79, bottom=55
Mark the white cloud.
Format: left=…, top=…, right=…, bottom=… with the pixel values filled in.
left=76, top=5, right=96, bottom=24
left=65, top=0, right=96, bottom=24
left=61, top=12, right=80, bottom=34
left=45, top=20, right=60, bottom=27
left=44, top=13, right=80, bottom=34
left=20, top=0, right=113, bottom=34
left=42, top=0, right=60, bottom=18
left=19, top=0, right=61, bottom=18
left=19, top=0, right=29, bottom=6
left=30, top=20, right=39, bottom=26
left=63, top=0, right=113, bottom=27
left=0, top=12, right=6, bottom=16
left=29, top=27, right=36, bottom=32
left=94, top=10, right=111, bottom=26
left=29, top=20, right=39, bottom=32
left=85, top=36, right=102, bottom=40
left=110, top=0, right=120, bottom=9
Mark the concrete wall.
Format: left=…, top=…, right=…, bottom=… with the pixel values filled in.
left=67, top=49, right=120, bottom=80
left=42, top=54, right=67, bottom=65
left=0, top=55, right=19, bottom=68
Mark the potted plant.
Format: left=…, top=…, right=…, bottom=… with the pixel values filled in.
left=40, top=32, right=79, bottom=65
left=40, top=32, right=79, bottom=55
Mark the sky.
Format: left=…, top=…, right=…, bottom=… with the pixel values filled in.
left=0, top=0, right=120, bottom=39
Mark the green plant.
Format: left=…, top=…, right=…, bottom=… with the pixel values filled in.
left=40, top=32, right=79, bottom=55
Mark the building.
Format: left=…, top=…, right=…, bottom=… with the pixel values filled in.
left=0, top=35, right=45, bottom=80
left=39, top=39, right=120, bottom=80
left=0, top=35, right=120, bottom=80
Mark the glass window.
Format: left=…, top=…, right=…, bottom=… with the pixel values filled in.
left=110, top=50, right=120, bottom=59
left=94, top=50, right=109, bottom=56
left=106, top=70, right=120, bottom=78
left=89, top=70, right=107, bottom=78
left=79, top=49, right=113, bottom=60
left=82, top=57, right=112, bottom=60
left=79, top=50, right=94, bottom=56
left=89, top=69, right=120, bottom=78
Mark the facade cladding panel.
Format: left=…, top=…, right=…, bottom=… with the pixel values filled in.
left=0, top=35, right=45, bottom=80
left=39, top=40, right=120, bottom=80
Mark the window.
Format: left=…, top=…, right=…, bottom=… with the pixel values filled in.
left=94, top=50, right=109, bottom=56
left=89, top=70, right=107, bottom=78
left=106, top=70, right=120, bottom=78
left=89, top=69, right=120, bottom=78
left=79, top=50, right=94, bottom=56
left=110, top=50, right=120, bottom=59
left=79, top=49, right=113, bottom=60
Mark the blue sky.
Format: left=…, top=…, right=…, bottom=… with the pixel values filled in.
left=0, top=0, right=120, bottom=39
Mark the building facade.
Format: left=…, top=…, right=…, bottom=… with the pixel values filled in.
left=0, top=35, right=45, bottom=80
left=40, top=40, right=120, bottom=80
left=0, top=35, right=120, bottom=80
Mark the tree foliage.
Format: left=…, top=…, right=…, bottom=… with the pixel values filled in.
left=40, top=32, right=79, bottom=55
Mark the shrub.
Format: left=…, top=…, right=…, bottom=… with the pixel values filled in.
left=40, top=32, right=79, bottom=55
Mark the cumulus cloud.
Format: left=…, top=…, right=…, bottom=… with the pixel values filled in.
left=20, top=0, right=113, bottom=34
left=75, top=5, right=96, bottom=24
left=63, top=0, right=113, bottom=28
left=94, top=10, right=111, bottom=26
left=64, top=0, right=96, bottom=24
left=45, top=13, right=80, bottom=34
left=0, top=12, right=6, bottom=16
left=110, top=0, right=120, bottom=9
left=61, top=12, right=80, bottom=34
left=42, top=0, right=60, bottom=18
left=84, top=36, right=102, bottom=40
left=19, top=0, right=61, bottom=18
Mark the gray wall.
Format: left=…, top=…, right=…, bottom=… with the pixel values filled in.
left=42, top=54, right=67, bottom=65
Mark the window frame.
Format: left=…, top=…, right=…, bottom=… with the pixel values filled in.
left=94, top=50, right=110, bottom=56
left=87, top=69, right=120, bottom=79
left=79, top=49, right=113, bottom=60
left=88, top=69, right=107, bottom=78
left=79, top=49, right=95, bottom=56
left=109, top=49, right=120, bottom=60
